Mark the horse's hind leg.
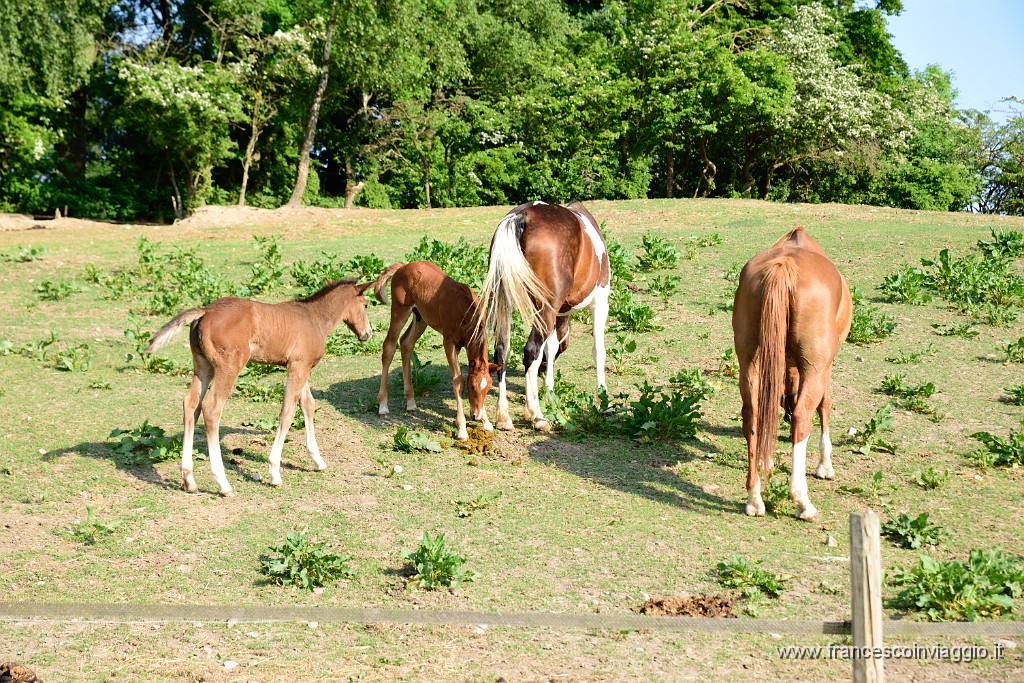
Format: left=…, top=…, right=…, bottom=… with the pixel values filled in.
left=400, top=319, right=429, bottom=411
left=814, top=365, right=836, bottom=480
left=267, top=364, right=309, bottom=486
left=590, top=284, right=610, bottom=391
left=789, top=370, right=826, bottom=521
left=738, top=363, right=765, bottom=517
left=300, top=382, right=327, bottom=472
left=378, top=305, right=413, bottom=415
left=201, top=360, right=244, bottom=497
left=182, top=354, right=213, bottom=493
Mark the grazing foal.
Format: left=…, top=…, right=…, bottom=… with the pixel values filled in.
left=478, top=200, right=610, bottom=432
left=732, top=228, right=852, bottom=520
left=374, top=262, right=498, bottom=441
left=146, top=279, right=373, bottom=495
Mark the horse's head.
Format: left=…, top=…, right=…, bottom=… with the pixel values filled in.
left=343, top=281, right=374, bottom=342
left=467, top=338, right=501, bottom=420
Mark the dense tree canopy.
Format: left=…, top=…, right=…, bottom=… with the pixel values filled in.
left=0, top=0, right=1020, bottom=220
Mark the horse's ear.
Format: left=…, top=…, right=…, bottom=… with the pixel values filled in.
left=355, top=281, right=373, bottom=295
left=488, top=362, right=502, bottom=375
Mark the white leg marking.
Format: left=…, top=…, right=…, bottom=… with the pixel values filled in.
left=745, top=472, right=766, bottom=516
left=524, top=350, right=548, bottom=429
left=543, top=330, right=558, bottom=391
left=589, top=286, right=610, bottom=391
left=181, top=423, right=197, bottom=494
left=790, top=436, right=816, bottom=520
left=495, top=320, right=513, bottom=430
left=302, top=391, right=326, bottom=472
left=815, top=428, right=835, bottom=480
left=207, top=429, right=232, bottom=496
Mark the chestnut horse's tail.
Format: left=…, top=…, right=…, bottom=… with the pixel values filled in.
left=477, top=211, right=552, bottom=347
left=373, top=263, right=404, bottom=304
left=145, top=308, right=206, bottom=354
left=755, top=257, right=797, bottom=479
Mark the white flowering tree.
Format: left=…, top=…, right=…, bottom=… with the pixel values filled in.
left=118, top=59, right=244, bottom=217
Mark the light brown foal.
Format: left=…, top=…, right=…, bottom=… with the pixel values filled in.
left=146, top=279, right=373, bottom=495
left=374, top=262, right=499, bottom=441
left=732, top=228, right=852, bottom=520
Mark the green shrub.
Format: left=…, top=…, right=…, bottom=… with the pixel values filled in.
left=452, top=492, right=502, bottom=518
left=647, top=274, right=681, bottom=302
left=393, top=425, right=441, bottom=453
left=884, top=343, right=937, bottom=365
left=852, top=403, right=896, bottom=455
left=539, top=373, right=615, bottom=436
left=1000, top=336, right=1024, bottom=363
left=635, top=234, right=680, bottom=271
left=717, top=555, right=787, bottom=598
left=889, top=547, right=1024, bottom=621
left=347, top=253, right=387, bottom=282
left=405, top=236, right=488, bottom=289
left=971, top=417, right=1024, bottom=467
left=409, top=351, right=445, bottom=396
left=607, top=333, right=637, bottom=375
left=921, top=248, right=1024, bottom=314
left=35, top=279, right=82, bottom=301
left=605, top=238, right=633, bottom=282
left=882, top=512, right=948, bottom=549
left=1003, top=384, right=1024, bottom=405
left=913, top=467, right=949, bottom=490
left=670, top=367, right=717, bottom=397
left=54, top=343, right=92, bottom=372
left=977, top=228, right=1024, bottom=258
left=610, top=289, right=660, bottom=332
left=880, top=264, right=932, bottom=305
left=4, top=245, right=48, bottom=262
left=621, top=381, right=705, bottom=442
left=847, top=286, right=897, bottom=344
left=108, top=421, right=182, bottom=466
left=404, top=532, right=478, bottom=590
left=931, top=321, right=979, bottom=338
left=247, top=235, right=285, bottom=295
left=880, top=373, right=938, bottom=416
left=66, top=507, right=122, bottom=545
left=290, top=252, right=348, bottom=294
left=261, top=530, right=355, bottom=590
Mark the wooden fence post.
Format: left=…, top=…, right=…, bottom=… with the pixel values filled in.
left=850, top=509, right=884, bottom=683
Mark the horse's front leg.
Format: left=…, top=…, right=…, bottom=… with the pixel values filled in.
left=378, top=306, right=413, bottom=415
left=523, top=319, right=555, bottom=432
left=299, top=381, right=326, bottom=471
left=267, top=365, right=308, bottom=487
left=443, top=341, right=469, bottom=441
left=399, top=319, right=428, bottom=411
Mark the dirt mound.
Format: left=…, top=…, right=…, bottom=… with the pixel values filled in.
left=636, top=594, right=737, bottom=618
left=0, top=662, right=44, bottom=683
left=452, top=426, right=497, bottom=455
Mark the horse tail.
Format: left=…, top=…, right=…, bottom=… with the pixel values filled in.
left=755, top=257, right=797, bottom=480
left=374, top=263, right=404, bottom=304
left=477, top=211, right=551, bottom=348
left=145, top=308, right=206, bottom=354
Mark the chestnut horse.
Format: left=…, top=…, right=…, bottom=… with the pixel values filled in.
left=478, top=200, right=610, bottom=431
left=732, top=227, right=852, bottom=520
left=375, top=261, right=499, bottom=440
left=145, top=279, right=373, bottom=496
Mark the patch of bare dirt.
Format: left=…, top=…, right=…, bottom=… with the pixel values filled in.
left=0, top=662, right=43, bottom=683
left=636, top=593, right=737, bottom=618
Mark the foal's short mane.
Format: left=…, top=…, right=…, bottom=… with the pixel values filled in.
left=298, top=278, right=358, bottom=303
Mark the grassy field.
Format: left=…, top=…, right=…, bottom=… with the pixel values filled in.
left=2, top=199, right=1024, bottom=682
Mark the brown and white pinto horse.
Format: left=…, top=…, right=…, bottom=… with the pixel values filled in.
left=145, top=279, right=374, bottom=496
left=732, top=227, right=852, bottom=520
left=375, top=261, right=499, bottom=440
left=478, top=201, right=611, bottom=431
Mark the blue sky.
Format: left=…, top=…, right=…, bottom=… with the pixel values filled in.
left=885, top=0, right=1024, bottom=120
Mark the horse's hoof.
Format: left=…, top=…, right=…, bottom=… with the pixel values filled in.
left=481, top=422, right=494, bottom=432
left=496, top=419, right=513, bottom=431
left=457, top=431, right=469, bottom=442
left=406, top=403, right=417, bottom=412
left=184, top=484, right=199, bottom=494
left=378, top=405, right=389, bottom=416
left=796, top=505, right=819, bottom=521
left=534, top=419, right=552, bottom=432
left=218, top=489, right=234, bottom=498
left=268, top=480, right=283, bottom=488
left=814, top=464, right=835, bottom=480
left=745, top=503, right=766, bottom=517
left=314, top=462, right=328, bottom=472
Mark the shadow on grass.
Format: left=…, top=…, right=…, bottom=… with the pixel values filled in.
left=526, top=426, right=738, bottom=515
left=39, top=424, right=299, bottom=492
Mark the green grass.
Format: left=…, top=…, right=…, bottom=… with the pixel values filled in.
left=1, top=199, right=1023, bottom=680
